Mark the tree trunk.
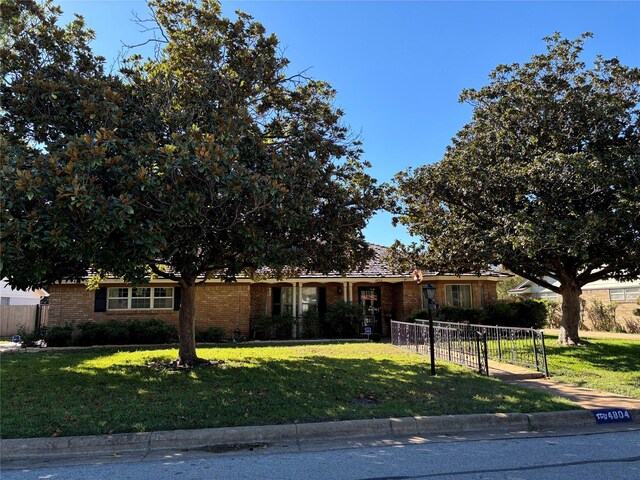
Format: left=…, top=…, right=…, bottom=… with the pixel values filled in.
left=176, top=276, right=203, bottom=366
left=558, top=283, right=583, bottom=346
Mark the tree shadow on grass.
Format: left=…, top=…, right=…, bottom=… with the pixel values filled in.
left=0, top=346, right=576, bottom=439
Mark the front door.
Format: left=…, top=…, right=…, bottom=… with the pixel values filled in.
left=358, top=287, right=381, bottom=336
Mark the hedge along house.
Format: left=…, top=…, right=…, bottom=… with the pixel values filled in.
left=46, top=245, right=506, bottom=339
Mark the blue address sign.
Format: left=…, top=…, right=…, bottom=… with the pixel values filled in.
left=592, top=408, right=633, bottom=424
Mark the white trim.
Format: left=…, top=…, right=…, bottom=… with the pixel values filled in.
left=106, top=287, right=174, bottom=311
left=63, top=274, right=504, bottom=287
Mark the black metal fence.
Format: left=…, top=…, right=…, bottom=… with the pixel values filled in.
left=392, top=320, right=549, bottom=377
left=431, top=320, right=548, bottom=376
left=391, top=320, right=490, bottom=375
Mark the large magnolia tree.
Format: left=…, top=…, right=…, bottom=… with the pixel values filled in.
left=1, top=0, right=380, bottom=365
left=392, top=34, right=640, bottom=345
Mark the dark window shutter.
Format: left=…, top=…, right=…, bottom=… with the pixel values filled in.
left=272, top=287, right=281, bottom=315
left=94, top=288, right=107, bottom=312
left=173, top=287, right=181, bottom=311
left=318, top=287, right=327, bottom=315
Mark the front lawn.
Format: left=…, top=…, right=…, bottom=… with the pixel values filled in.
left=0, top=343, right=575, bottom=439
left=545, top=336, right=640, bottom=398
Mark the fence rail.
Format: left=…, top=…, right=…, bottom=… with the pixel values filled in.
left=391, top=321, right=490, bottom=375
left=392, top=320, right=549, bottom=377
left=428, top=320, right=549, bottom=376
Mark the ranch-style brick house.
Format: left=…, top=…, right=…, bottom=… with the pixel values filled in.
left=46, top=245, right=506, bottom=338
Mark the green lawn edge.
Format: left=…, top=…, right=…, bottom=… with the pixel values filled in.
left=0, top=343, right=578, bottom=439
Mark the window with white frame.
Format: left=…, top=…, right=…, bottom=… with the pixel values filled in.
left=609, top=288, right=639, bottom=302
left=301, top=287, right=318, bottom=313
left=444, top=284, right=472, bottom=308
left=107, top=287, right=174, bottom=310
left=272, top=286, right=319, bottom=315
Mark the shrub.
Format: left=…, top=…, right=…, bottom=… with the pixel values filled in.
left=300, top=309, right=320, bottom=339
left=407, top=308, right=429, bottom=322
left=435, top=306, right=487, bottom=324
left=323, top=301, right=364, bottom=338
left=74, top=321, right=128, bottom=346
left=624, top=318, right=640, bottom=334
left=44, top=326, right=74, bottom=347
left=482, top=299, right=547, bottom=329
left=196, top=327, right=226, bottom=343
left=16, top=325, right=44, bottom=348
left=541, top=300, right=562, bottom=328
left=252, top=314, right=295, bottom=340
left=127, top=319, right=177, bottom=344
left=586, top=299, right=621, bottom=332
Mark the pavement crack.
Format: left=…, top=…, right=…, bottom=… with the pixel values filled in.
left=354, top=455, right=640, bottom=480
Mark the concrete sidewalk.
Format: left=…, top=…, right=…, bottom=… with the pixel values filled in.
left=488, top=361, right=640, bottom=410
left=2, top=409, right=639, bottom=466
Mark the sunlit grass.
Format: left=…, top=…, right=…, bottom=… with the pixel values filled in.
left=0, top=342, right=576, bottom=439
left=545, top=336, right=640, bottom=398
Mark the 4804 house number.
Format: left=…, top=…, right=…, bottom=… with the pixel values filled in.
left=593, top=409, right=633, bottom=424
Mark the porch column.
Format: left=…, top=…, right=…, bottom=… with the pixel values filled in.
left=266, top=287, right=271, bottom=315
left=348, top=282, right=353, bottom=303
left=291, top=282, right=298, bottom=339
left=297, top=281, right=304, bottom=339
left=343, top=281, right=348, bottom=302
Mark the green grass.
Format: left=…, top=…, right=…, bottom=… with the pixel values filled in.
left=0, top=343, right=576, bottom=439
left=545, top=336, right=640, bottom=398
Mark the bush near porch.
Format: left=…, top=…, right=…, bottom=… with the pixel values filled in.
left=408, top=299, right=547, bottom=329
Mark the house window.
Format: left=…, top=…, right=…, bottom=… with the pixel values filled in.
left=107, top=287, right=174, bottom=310
left=301, top=287, right=318, bottom=313
left=272, top=287, right=294, bottom=316
left=444, top=285, right=472, bottom=308
left=610, top=288, right=639, bottom=302
left=1, top=297, right=9, bottom=305
left=272, top=286, right=323, bottom=315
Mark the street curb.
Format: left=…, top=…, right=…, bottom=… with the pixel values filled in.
left=2, top=408, right=639, bottom=461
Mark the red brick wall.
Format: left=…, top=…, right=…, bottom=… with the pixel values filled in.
left=47, top=282, right=251, bottom=336
left=194, top=283, right=251, bottom=335
left=326, top=282, right=344, bottom=306
left=399, top=280, right=500, bottom=320
left=249, top=284, right=270, bottom=322
left=48, top=279, right=503, bottom=337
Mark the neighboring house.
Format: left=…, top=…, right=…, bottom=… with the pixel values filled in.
left=46, top=245, right=507, bottom=338
left=0, top=279, right=48, bottom=306
left=509, top=277, right=640, bottom=327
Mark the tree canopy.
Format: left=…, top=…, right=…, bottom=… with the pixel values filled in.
left=392, top=33, right=640, bottom=345
left=1, top=0, right=380, bottom=364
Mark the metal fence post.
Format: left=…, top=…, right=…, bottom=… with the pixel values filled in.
left=475, top=332, right=482, bottom=375
left=532, top=330, right=540, bottom=372
left=482, top=332, right=489, bottom=376
left=540, top=332, right=550, bottom=378
left=496, top=326, right=502, bottom=361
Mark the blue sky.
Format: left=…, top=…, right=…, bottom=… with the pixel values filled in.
left=59, top=1, right=640, bottom=246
